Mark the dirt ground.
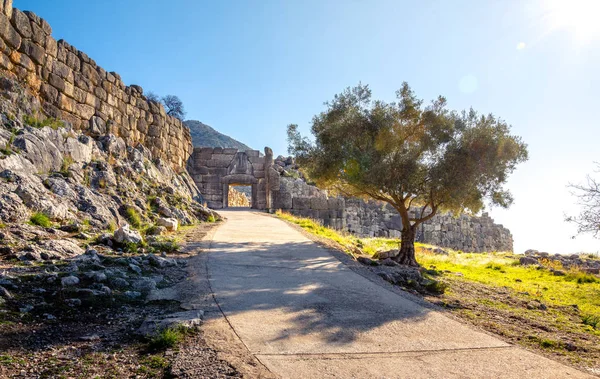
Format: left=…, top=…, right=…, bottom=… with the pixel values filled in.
left=0, top=222, right=274, bottom=379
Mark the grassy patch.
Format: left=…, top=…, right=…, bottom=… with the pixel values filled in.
left=29, top=212, right=52, bottom=228
left=23, top=114, right=64, bottom=130
left=148, top=239, right=180, bottom=254
left=582, top=314, right=600, bottom=329
left=276, top=210, right=426, bottom=255
left=125, top=207, right=142, bottom=229
left=207, top=214, right=216, bottom=223
left=147, top=326, right=189, bottom=351
left=59, top=155, right=75, bottom=177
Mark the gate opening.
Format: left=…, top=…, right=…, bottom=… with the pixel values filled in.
left=228, top=185, right=252, bottom=207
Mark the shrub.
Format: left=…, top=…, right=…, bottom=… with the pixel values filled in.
left=60, top=155, right=74, bottom=176
left=29, top=212, right=51, bottom=227
left=424, top=279, right=448, bottom=294
left=23, top=114, right=63, bottom=130
left=149, top=239, right=180, bottom=254
left=147, top=326, right=188, bottom=351
left=582, top=314, right=600, bottom=329
left=125, top=207, right=142, bottom=229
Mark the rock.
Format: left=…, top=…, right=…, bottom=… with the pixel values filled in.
left=146, top=225, right=166, bottom=236
left=113, top=225, right=142, bottom=244
left=124, top=290, right=141, bottom=299
left=19, top=304, right=34, bottom=313
left=373, top=249, right=399, bottom=260
left=97, top=233, right=113, bottom=247
left=519, top=257, right=538, bottom=266
left=132, top=277, right=156, bottom=294
left=83, top=271, right=107, bottom=282
left=357, top=256, right=379, bottom=266
left=147, top=253, right=175, bottom=268
left=157, top=217, right=178, bottom=231
left=551, top=269, right=566, bottom=276
left=137, top=310, right=204, bottom=337
left=0, top=285, right=12, bottom=299
left=44, top=313, right=56, bottom=320
left=381, top=258, right=399, bottom=267
left=65, top=298, right=81, bottom=307
left=99, top=285, right=111, bottom=295
left=128, top=263, right=142, bottom=274
left=61, top=275, right=79, bottom=286
left=79, top=334, right=100, bottom=342
left=524, top=249, right=538, bottom=255
left=377, top=272, right=395, bottom=283
left=110, top=277, right=129, bottom=288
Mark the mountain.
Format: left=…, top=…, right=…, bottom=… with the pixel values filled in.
left=184, top=120, right=253, bottom=151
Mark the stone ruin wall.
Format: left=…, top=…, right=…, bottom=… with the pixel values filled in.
left=0, top=1, right=192, bottom=169
left=272, top=176, right=513, bottom=253
left=187, top=146, right=280, bottom=210
left=344, top=198, right=513, bottom=252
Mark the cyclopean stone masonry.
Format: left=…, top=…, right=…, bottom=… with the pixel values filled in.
left=272, top=175, right=513, bottom=253
left=0, top=1, right=192, bottom=169
left=187, top=146, right=280, bottom=210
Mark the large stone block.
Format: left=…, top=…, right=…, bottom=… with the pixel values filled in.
left=310, top=197, right=328, bottom=210
left=0, top=13, right=20, bottom=49
left=10, top=8, right=31, bottom=38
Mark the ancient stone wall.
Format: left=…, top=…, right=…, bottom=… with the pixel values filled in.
left=0, top=1, right=192, bottom=169
left=272, top=177, right=346, bottom=230
left=187, top=146, right=280, bottom=209
left=270, top=168, right=513, bottom=252
left=344, top=199, right=513, bottom=252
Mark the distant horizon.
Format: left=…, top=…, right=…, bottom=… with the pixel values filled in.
left=15, top=0, right=600, bottom=254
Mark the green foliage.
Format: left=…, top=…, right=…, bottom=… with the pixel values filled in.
left=125, top=207, right=142, bottom=229
left=147, top=326, right=189, bottom=351
left=60, top=155, right=75, bottom=177
left=207, top=214, right=216, bottom=223
left=423, top=279, right=448, bottom=294
left=0, top=132, right=17, bottom=156
left=582, top=314, right=600, bottom=329
left=149, top=239, right=180, bottom=254
left=23, top=114, right=64, bottom=130
left=287, top=82, right=528, bottom=263
left=29, top=212, right=52, bottom=227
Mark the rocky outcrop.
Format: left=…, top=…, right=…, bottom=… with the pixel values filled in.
left=0, top=0, right=191, bottom=169
left=0, top=74, right=219, bottom=238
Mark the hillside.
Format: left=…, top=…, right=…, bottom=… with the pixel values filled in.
left=184, top=120, right=253, bottom=151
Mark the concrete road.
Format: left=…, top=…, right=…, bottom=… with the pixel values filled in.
left=207, top=209, right=593, bottom=378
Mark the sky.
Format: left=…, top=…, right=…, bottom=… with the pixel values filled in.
left=15, top=0, right=600, bottom=254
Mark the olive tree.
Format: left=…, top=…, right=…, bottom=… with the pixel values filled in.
left=287, top=83, right=528, bottom=266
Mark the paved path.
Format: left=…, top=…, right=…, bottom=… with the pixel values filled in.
left=207, top=209, right=593, bottom=379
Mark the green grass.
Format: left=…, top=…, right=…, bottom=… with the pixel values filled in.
left=276, top=210, right=426, bottom=255
left=23, top=114, right=64, bottom=130
left=147, top=326, right=189, bottom=351
left=125, top=207, right=142, bottom=229
left=59, top=155, right=75, bottom=176
left=582, top=314, right=600, bottom=329
left=29, top=212, right=52, bottom=227
left=276, top=210, right=600, bottom=324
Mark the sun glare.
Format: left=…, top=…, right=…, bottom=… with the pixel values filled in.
left=541, top=0, right=600, bottom=44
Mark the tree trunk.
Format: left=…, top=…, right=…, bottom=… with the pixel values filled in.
left=394, top=225, right=419, bottom=266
